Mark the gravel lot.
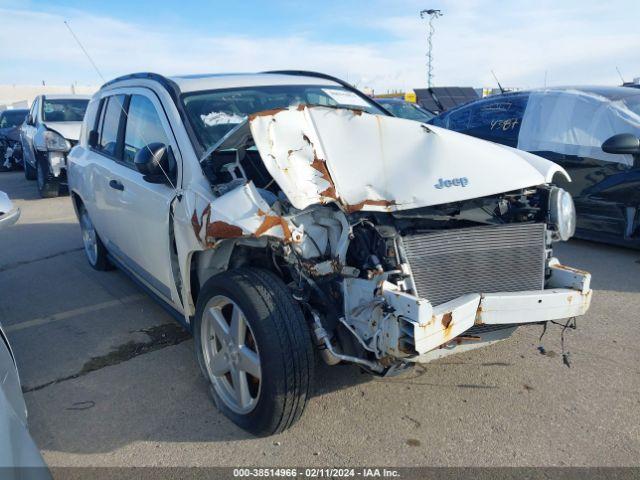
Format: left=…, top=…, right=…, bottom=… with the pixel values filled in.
left=1, top=170, right=639, bottom=467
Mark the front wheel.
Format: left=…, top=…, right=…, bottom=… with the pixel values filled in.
left=194, top=268, right=314, bottom=436
left=36, top=156, right=60, bottom=198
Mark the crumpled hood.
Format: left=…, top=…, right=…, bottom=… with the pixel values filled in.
left=244, top=105, right=570, bottom=212
left=44, top=121, right=82, bottom=141
left=0, top=126, right=21, bottom=143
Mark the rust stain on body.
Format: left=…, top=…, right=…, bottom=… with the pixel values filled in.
left=553, top=264, right=589, bottom=275
left=311, top=157, right=338, bottom=199
left=344, top=199, right=396, bottom=213
left=206, top=221, right=243, bottom=239
left=255, top=212, right=292, bottom=241
left=191, top=205, right=211, bottom=243
left=248, top=108, right=287, bottom=122
left=301, top=132, right=339, bottom=201
left=441, top=312, right=453, bottom=329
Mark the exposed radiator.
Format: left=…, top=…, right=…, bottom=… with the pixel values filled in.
left=401, top=223, right=546, bottom=306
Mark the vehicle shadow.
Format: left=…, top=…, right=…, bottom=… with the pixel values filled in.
left=23, top=342, right=373, bottom=452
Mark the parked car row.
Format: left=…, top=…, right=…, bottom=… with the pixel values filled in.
left=63, top=70, right=592, bottom=436
left=430, top=86, right=640, bottom=248
left=0, top=108, right=29, bottom=171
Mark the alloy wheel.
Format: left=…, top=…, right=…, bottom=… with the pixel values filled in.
left=201, top=295, right=262, bottom=414
left=79, top=208, right=98, bottom=266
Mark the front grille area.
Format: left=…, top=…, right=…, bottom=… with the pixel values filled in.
left=402, top=223, right=546, bottom=306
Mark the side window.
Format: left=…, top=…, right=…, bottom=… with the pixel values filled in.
left=80, top=98, right=100, bottom=145
left=123, top=95, right=170, bottom=165
left=29, top=98, right=38, bottom=123
left=465, top=95, right=529, bottom=147
left=97, top=95, right=125, bottom=158
left=437, top=105, right=472, bottom=130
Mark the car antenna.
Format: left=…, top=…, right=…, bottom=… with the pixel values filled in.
left=616, top=66, right=626, bottom=85
left=491, top=70, right=505, bottom=94
left=62, top=20, right=177, bottom=192
left=63, top=21, right=107, bottom=83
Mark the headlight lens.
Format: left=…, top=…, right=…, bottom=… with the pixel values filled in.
left=44, top=130, right=70, bottom=152
left=549, top=187, right=576, bottom=241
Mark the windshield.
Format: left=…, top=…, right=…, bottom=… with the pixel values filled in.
left=621, top=96, right=640, bottom=116
left=378, top=100, right=434, bottom=122
left=0, top=110, right=27, bottom=128
left=42, top=99, right=89, bottom=122
left=182, top=84, right=385, bottom=151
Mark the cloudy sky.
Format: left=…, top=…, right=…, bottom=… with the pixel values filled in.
left=1, top=0, right=639, bottom=91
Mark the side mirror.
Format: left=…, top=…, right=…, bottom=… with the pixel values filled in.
left=134, top=143, right=175, bottom=184
left=25, top=114, right=33, bottom=126
left=602, top=133, right=640, bottom=155
left=88, top=129, right=99, bottom=148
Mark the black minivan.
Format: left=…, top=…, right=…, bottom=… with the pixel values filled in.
left=430, top=87, right=640, bottom=248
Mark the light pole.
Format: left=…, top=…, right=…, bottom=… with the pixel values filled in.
left=420, top=9, right=443, bottom=88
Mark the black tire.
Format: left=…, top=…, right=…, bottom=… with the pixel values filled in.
left=36, top=156, right=60, bottom=198
left=24, top=158, right=37, bottom=180
left=78, top=203, right=112, bottom=271
left=194, top=268, right=314, bottom=436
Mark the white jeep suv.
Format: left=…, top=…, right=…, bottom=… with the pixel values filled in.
left=68, top=71, right=592, bottom=436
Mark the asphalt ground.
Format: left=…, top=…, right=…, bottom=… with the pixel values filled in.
left=1, top=170, right=638, bottom=467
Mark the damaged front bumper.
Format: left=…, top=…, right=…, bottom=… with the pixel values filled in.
left=366, top=260, right=591, bottom=362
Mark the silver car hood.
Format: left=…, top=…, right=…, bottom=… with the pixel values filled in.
left=44, top=121, right=82, bottom=141
left=215, top=105, right=569, bottom=212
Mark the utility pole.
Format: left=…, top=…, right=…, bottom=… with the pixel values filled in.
left=420, top=9, right=443, bottom=88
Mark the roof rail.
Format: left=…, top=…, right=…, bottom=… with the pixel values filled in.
left=100, top=72, right=172, bottom=90
left=263, top=70, right=392, bottom=116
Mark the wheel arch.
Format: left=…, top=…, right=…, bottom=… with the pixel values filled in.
left=70, top=190, right=84, bottom=220
left=186, top=239, right=278, bottom=312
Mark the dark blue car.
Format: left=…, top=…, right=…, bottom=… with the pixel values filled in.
left=430, top=87, right=640, bottom=248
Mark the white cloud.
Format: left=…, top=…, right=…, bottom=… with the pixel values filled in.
left=0, top=2, right=639, bottom=92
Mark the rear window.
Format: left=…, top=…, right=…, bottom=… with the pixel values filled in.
left=434, top=94, right=529, bottom=148
left=96, top=95, right=125, bottom=158
left=42, top=99, right=89, bottom=122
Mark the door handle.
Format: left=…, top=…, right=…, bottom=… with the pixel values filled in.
left=109, top=179, right=124, bottom=191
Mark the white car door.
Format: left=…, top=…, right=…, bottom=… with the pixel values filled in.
left=81, top=94, right=128, bottom=249
left=100, top=89, right=183, bottom=308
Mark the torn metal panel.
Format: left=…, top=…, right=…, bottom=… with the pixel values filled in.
left=477, top=288, right=592, bottom=325
left=249, top=105, right=561, bottom=213
left=189, top=182, right=294, bottom=247
left=249, top=106, right=337, bottom=209
left=547, top=259, right=592, bottom=293
left=410, top=327, right=517, bottom=363
left=408, top=294, right=480, bottom=354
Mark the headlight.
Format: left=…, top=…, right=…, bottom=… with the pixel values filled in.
left=548, top=187, right=576, bottom=241
left=44, top=130, right=70, bottom=152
